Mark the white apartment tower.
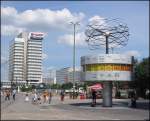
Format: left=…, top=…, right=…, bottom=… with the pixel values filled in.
left=9, top=32, right=44, bottom=84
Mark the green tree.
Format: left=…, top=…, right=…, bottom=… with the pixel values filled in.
left=50, top=83, right=61, bottom=89
left=130, top=57, right=149, bottom=98
left=61, top=82, right=73, bottom=90
left=20, top=84, right=32, bottom=92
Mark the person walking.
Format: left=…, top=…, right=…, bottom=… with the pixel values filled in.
left=43, top=91, right=47, bottom=103
left=145, top=89, right=150, bottom=99
left=130, top=90, right=137, bottom=108
left=31, top=91, right=37, bottom=104
left=5, top=89, right=10, bottom=101
left=12, top=89, right=16, bottom=101
left=4, top=89, right=7, bottom=101
left=91, top=89, right=97, bottom=106
left=60, top=90, right=65, bottom=101
left=37, top=93, right=41, bottom=104
left=34, top=92, right=38, bottom=104
left=25, top=92, right=29, bottom=102
left=48, top=91, right=52, bottom=104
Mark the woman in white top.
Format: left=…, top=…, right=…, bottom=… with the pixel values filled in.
left=25, top=93, right=29, bottom=102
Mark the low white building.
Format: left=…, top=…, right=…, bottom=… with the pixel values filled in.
left=56, top=67, right=81, bottom=84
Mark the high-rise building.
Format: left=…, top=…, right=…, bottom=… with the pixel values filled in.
left=56, top=67, right=81, bottom=84
left=9, top=32, right=44, bottom=84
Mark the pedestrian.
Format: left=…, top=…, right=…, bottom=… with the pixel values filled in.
left=12, top=89, right=16, bottom=101
left=69, top=92, right=72, bottom=99
left=46, top=91, right=49, bottom=102
left=48, top=91, right=52, bottom=104
left=1, top=90, right=3, bottom=96
left=37, top=93, right=41, bottom=104
left=31, top=92, right=35, bottom=104
left=43, top=91, right=47, bottom=103
left=60, top=90, right=65, bottom=101
left=130, top=90, right=137, bottom=108
left=31, top=91, right=37, bottom=104
left=4, top=89, right=7, bottom=101
left=5, top=89, right=10, bottom=101
left=145, top=89, right=150, bottom=99
left=34, top=92, right=38, bottom=104
left=25, top=93, right=29, bottom=102
left=91, top=89, right=97, bottom=106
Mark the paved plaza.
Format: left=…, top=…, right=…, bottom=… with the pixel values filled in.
left=1, top=92, right=149, bottom=120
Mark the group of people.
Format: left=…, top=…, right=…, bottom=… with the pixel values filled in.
left=91, top=89, right=138, bottom=108
left=24, top=89, right=66, bottom=105
left=25, top=90, right=53, bottom=105
left=3, top=87, right=144, bottom=109
left=3, top=89, right=17, bottom=101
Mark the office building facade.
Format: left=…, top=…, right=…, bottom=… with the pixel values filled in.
left=9, top=32, right=44, bottom=84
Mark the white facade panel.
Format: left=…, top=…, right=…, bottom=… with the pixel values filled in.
left=81, top=54, right=132, bottom=65
left=81, top=54, right=133, bottom=82
left=83, top=71, right=131, bottom=81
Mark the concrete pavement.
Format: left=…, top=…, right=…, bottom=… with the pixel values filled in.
left=1, top=92, right=149, bottom=120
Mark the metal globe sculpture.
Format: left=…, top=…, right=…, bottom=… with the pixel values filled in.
left=85, top=18, right=129, bottom=50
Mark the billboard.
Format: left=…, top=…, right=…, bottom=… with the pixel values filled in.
left=29, top=32, right=45, bottom=40
left=81, top=54, right=133, bottom=81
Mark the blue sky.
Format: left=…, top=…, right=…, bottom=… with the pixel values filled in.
left=1, top=1, right=149, bottom=81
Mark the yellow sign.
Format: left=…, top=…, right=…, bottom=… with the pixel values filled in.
left=83, top=64, right=132, bottom=71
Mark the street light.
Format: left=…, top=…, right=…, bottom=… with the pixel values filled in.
left=70, top=21, right=80, bottom=99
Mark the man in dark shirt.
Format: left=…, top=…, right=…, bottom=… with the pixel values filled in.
left=92, top=89, right=97, bottom=106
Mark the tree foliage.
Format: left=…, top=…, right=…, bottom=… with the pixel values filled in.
left=50, top=83, right=61, bottom=89
left=130, top=57, right=150, bottom=98
left=20, top=85, right=32, bottom=92
left=61, top=82, right=73, bottom=90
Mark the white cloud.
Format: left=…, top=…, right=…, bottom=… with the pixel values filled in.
left=89, top=15, right=105, bottom=23
left=57, top=32, right=87, bottom=46
left=88, top=15, right=105, bottom=28
left=1, top=6, right=85, bottom=36
left=1, top=6, right=17, bottom=15
left=42, top=53, right=48, bottom=60
left=124, top=50, right=141, bottom=57
left=1, top=25, right=26, bottom=36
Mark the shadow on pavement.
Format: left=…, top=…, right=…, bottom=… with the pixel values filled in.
left=70, top=101, right=150, bottom=110
left=135, top=102, right=150, bottom=110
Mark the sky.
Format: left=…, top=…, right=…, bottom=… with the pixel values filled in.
left=1, top=1, right=149, bottom=81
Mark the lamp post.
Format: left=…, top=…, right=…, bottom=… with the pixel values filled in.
left=70, top=21, right=80, bottom=99
left=103, top=32, right=113, bottom=107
